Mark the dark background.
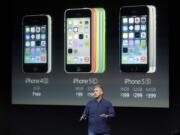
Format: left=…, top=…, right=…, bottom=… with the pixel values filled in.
left=3, top=0, right=179, bottom=135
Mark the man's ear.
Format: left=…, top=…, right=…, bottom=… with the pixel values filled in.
left=101, top=90, right=104, bottom=95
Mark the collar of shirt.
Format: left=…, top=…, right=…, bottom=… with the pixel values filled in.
left=94, top=97, right=104, bottom=103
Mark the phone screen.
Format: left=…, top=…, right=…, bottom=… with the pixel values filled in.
left=66, top=18, right=91, bottom=65
left=24, top=25, right=48, bottom=64
left=121, top=15, right=148, bottom=65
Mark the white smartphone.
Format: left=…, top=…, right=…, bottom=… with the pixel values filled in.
left=64, top=8, right=92, bottom=73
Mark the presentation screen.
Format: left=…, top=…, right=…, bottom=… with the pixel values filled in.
left=12, top=1, right=169, bottom=108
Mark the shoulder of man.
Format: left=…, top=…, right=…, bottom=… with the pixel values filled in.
left=103, top=98, right=113, bottom=106
left=86, top=99, right=95, bottom=106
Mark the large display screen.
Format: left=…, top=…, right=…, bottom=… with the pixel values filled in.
left=12, top=1, right=169, bottom=108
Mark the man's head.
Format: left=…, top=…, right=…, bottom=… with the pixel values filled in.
left=93, top=84, right=104, bottom=99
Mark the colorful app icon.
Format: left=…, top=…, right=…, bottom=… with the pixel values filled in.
left=41, top=34, right=46, bottom=40
left=123, top=47, right=128, bottom=53
left=31, top=27, right=35, bottom=33
left=25, top=48, right=30, bottom=54
left=129, top=40, right=134, bottom=46
left=123, top=33, right=128, bottom=39
left=141, top=17, right=146, bottom=23
left=41, top=41, right=46, bottom=46
left=135, top=25, right=140, bottom=31
left=73, top=27, right=78, bottom=32
left=122, top=56, right=128, bottom=63
left=74, top=34, right=78, bottom=39
left=36, top=34, right=40, bottom=40
left=123, top=18, right=128, bottom=23
left=79, top=34, right=83, bottom=39
left=84, top=57, right=89, bottom=62
left=141, top=40, right=146, bottom=46
left=123, top=40, right=128, bottom=46
left=129, top=18, right=134, bottom=23
left=30, top=41, right=35, bottom=47
left=25, top=41, right=30, bottom=47
left=141, top=25, right=146, bottom=31
left=73, top=20, right=78, bottom=25
left=135, top=40, right=140, bottom=45
left=135, top=17, right=140, bottom=23
left=68, top=48, right=73, bottom=54
left=129, top=32, right=134, bottom=38
left=25, top=27, right=30, bottom=33
left=123, top=26, right=128, bottom=31
left=41, top=26, right=46, bottom=32
left=26, top=34, right=30, bottom=40
left=31, top=48, right=35, bottom=53
left=141, top=32, right=146, bottom=38
left=40, top=56, right=46, bottom=62
left=25, top=56, right=30, bottom=62
left=129, top=25, right=134, bottom=31
left=31, top=34, right=35, bottom=39
left=68, top=27, right=73, bottom=32
left=36, top=27, right=41, bottom=33
left=68, top=20, right=72, bottom=25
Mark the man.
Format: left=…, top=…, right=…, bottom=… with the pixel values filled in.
left=80, top=84, right=115, bottom=135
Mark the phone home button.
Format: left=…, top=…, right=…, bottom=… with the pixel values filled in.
left=130, top=68, right=134, bottom=72
left=135, top=66, right=138, bottom=72
left=77, top=67, right=81, bottom=72
left=34, top=67, right=38, bottom=72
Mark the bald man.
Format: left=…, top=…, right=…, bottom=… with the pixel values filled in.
left=80, top=84, right=115, bottom=135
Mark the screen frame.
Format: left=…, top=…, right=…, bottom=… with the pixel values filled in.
left=22, top=15, right=49, bottom=73
left=119, top=6, right=149, bottom=72
left=64, top=9, right=92, bottom=73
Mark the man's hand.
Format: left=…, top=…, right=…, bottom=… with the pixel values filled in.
left=80, top=116, right=86, bottom=122
left=99, top=114, right=108, bottom=118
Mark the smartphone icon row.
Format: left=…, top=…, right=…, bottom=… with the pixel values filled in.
left=22, top=5, right=156, bottom=74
